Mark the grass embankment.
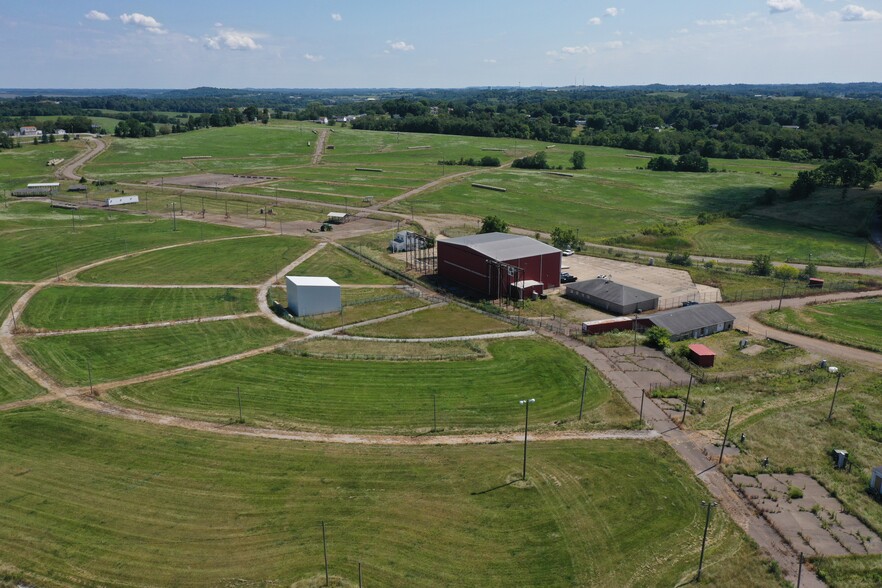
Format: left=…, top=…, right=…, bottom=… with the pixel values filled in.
left=756, top=298, right=882, bottom=353
left=345, top=303, right=518, bottom=338
left=108, top=338, right=632, bottom=433
left=0, top=404, right=781, bottom=587
left=0, top=216, right=251, bottom=282
left=18, top=316, right=292, bottom=386
left=0, top=284, right=45, bottom=403
left=291, top=245, right=398, bottom=285
left=79, top=235, right=313, bottom=285
left=22, top=286, right=257, bottom=330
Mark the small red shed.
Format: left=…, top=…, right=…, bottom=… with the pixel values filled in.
left=808, top=277, right=824, bottom=289
left=688, top=343, right=716, bottom=368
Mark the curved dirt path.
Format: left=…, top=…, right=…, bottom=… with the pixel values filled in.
left=55, top=136, right=107, bottom=181
left=724, top=289, right=882, bottom=369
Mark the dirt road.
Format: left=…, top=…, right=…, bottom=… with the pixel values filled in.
left=55, top=136, right=107, bottom=181
left=724, top=289, right=882, bottom=369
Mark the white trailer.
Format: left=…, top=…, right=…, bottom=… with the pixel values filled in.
left=104, top=195, right=140, bottom=206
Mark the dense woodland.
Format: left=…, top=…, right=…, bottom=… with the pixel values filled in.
left=2, top=84, right=882, bottom=167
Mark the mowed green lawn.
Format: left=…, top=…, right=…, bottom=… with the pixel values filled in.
left=0, top=140, right=84, bottom=190
left=109, top=338, right=628, bottom=433
left=0, top=284, right=45, bottom=403
left=0, top=200, right=147, bottom=232
left=0, top=405, right=780, bottom=587
left=289, top=287, right=429, bottom=330
left=79, top=235, right=314, bottom=285
left=345, top=303, right=518, bottom=338
left=290, top=245, right=398, bottom=285
left=0, top=216, right=252, bottom=281
left=22, top=285, right=257, bottom=330
left=18, top=316, right=293, bottom=386
left=93, top=125, right=317, bottom=164
left=757, top=297, right=882, bottom=352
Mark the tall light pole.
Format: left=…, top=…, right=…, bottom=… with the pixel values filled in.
left=827, top=367, right=843, bottom=421
left=697, top=500, right=717, bottom=581
left=632, top=309, right=641, bottom=354
left=519, top=398, right=536, bottom=480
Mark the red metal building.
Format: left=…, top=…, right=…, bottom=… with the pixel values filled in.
left=437, top=233, right=562, bottom=298
left=688, top=343, right=716, bottom=368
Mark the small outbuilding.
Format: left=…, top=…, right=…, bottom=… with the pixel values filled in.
left=688, top=343, right=716, bottom=368
left=286, top=276, right=341, bottom=317
left=326, top=212, right=350, bottom=224
left=645, top=303, right=735, bottom=342
left=565, top=279, right=659, bottom=315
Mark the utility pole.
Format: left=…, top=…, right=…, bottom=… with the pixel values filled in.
left=797, top=552, right=804, bottom=588
left=358, top=562, right=363, bottom=588
left=697, top=501, right=717, bottom=581
left=432, top=394, right=437, bottom=432
left=87, top=360, right=94, bottom=395
left=682, top=374, right=693, bottom=424
left=578, top=365, right=588, bottom=420
left=171, top=202, right=177, bottom=231
left=719, top=406, right=734, bottom=464
left=639, top=389, right=645, bottom=425
left=827, top=368, right=843, bottom=421
left=236, top=386, right=243, bottom=422
left=519, top=398, right=536, bottom=480
left=777, top=279, right=787, bottom=311
left=322, top=521, right=330, bottom=587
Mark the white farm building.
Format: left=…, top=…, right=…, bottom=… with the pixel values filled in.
left=286, top=276, right=341, bottom=317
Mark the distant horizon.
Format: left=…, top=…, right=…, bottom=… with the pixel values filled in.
left=2, top=81, right=882, bottom=94
left=3, top=1, right=881, bottom=88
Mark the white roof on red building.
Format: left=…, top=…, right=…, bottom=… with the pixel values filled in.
left=442, top=232, right=560, bottom=261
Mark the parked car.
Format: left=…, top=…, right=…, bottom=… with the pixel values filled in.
left=560, top=272, right=577, bottom=284
left=562, top=249, right=574, bottom=256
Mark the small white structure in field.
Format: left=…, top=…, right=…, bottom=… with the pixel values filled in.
left=105, top=195, right=140, bottom=206
left=286, top=276, right=341, bottom=317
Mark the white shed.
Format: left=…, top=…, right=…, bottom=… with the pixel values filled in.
left=286, top=276, right=341, bottom=317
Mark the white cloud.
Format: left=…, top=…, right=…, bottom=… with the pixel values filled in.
left=604, top=40, right=624, bottom=49
left=388, top=40, right=414, bottom=52
left=677, top=28, right=690, bottom=34
left=119, top=12, right=165, bottom=34
left=840, top=4, right=882, bottom=20
left=562, top=45, right=597, bottom=55
left=331, top=13, right=342, bottom=22
left=604, top=7, right=619, bottom=17
left=204, top=28, right=262, bottom=51
left=85, top=10, right=109, bottom=21
left=483, top=58, right=497, bottom=64
left=767, top=0, right=803, bottom=13
left=304, top=53, right=324, bottom=62
left=696, top=18, right=736, bottom=26
left=588, top=17, right=602, bottom=25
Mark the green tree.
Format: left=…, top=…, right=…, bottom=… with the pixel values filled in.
left=647, top=156, right=676, bottom=171
left=480, top=215, right=509, bottom=234
left=570, top=150, right=586, bottom=170
left=644, top=326, right=671, bottom=350
left=550, top=227, right=582, bottom=250
left=749, top=254, right=773, bottom=276
left=773, top=264, right=799, bottom=281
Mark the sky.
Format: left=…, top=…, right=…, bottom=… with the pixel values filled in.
left=2, top=0, right=881, bottom=89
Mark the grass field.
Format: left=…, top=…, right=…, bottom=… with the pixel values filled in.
left=93, top=125, right=317, bottom=164
left=291, top=245, right=398, bottom=285
left=0, top=215, right=251, bottom=281
left=345, top=303, right=518, bottom=338
left=18, top=316, right=292, bottom=386
left=756, top=297, right=882, bottom=352
left=0, top=140, right=84, bottom=190
left=0, top=284, right=46, bottom=403
left=79, top=235, right=313, bottom=285
left=287, top=287, right=429, bottom=331
left=21, top=285, right=257, bottom=330
left=653, top=336, right=882, bottom=544
left=108, top=338, right=632, bottom=433
left=814, top=554, right=882, bottom=588
left=0, top=200, right=147, bottom=232
left=0, top=404, right=780, bottom=588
